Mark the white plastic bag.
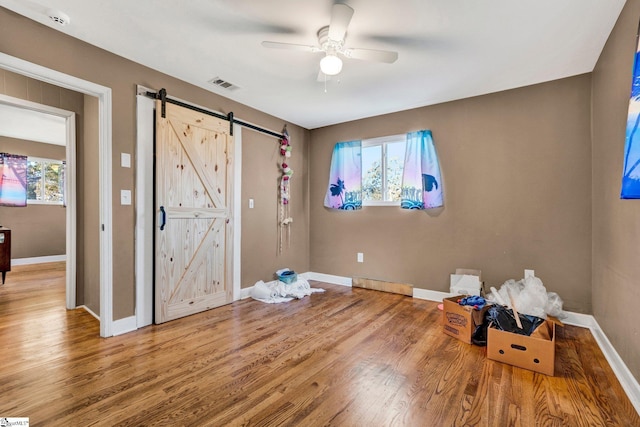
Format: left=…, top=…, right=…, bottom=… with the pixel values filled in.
left=545, top=292, right=565, bottom=318
left=514, top=276, right=548, bottom=318
left=489, top=276, right=565, bottom=319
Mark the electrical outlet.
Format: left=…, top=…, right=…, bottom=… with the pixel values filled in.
left=525, top=269, right=535, bottom=278
left=249, top=198, right=254, bottom=209
left=357, top=252, right=364, bottom=263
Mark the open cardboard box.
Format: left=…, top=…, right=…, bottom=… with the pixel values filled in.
left=442, top=295, right=488, bottom=344
left=486, top=316, right=563, bottom=376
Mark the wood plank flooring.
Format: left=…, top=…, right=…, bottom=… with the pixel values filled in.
left=1, top=265, right=638, bottom=426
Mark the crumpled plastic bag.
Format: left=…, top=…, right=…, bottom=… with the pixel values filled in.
left=489, top=276, right=565, bottom=319
left=514, top=276, right=548, bottom=318
left=545, top=292, right=564, bottom=318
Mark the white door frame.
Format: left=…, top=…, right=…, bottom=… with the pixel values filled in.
left=0, top=93, right=76, bottom=309
left=135, top=86, right=242, bottom=328
left=0, top=52, right=114, bottom=337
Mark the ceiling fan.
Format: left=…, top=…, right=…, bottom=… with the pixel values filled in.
left=261, top=3, right=398, bottom=80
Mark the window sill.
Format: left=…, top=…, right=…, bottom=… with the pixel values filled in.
left=362, top=201, right=400, bottom=207
left=27, top=200, right=64, bottom=206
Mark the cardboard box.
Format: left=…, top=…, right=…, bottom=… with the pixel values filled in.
left=487, top=317, right=562, bottom=376
left=442, top=295, right=487, bottom=344
left=450, top=268, right=482, bottom=296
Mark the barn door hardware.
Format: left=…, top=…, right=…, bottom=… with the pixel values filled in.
left=144, top=88, right=284, bottom=139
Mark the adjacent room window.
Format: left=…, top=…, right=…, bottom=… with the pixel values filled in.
left=362, top=134, right=406, bottom=206
left=27, top=157, right=64, bottom=205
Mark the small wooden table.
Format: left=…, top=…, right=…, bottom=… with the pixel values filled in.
left=0, top=227, right=11, bottom=284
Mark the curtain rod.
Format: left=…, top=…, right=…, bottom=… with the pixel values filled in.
left=145, top=88, right=285, bottom=139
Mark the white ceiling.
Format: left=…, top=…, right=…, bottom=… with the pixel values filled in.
left=0, top=103, right=66, bottom=146
left=0, top=0, right=626, bottom=129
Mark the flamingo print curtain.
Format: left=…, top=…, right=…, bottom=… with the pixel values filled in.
left=0, top=153, right=28, bottom=207
left=400, top=130, right=443, bottom=209
left=324, top=140, right=363, bottom=210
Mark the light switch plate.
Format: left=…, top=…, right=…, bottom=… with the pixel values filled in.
left=121, top=153, right=131, bottom=168
left=121, top=189, right=131, bottom=205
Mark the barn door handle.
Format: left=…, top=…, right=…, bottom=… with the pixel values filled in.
left=159, top=206, right=166, bottom=230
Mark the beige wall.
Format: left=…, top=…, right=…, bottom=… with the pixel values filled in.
left=0, top=7, right=310, bottom=320
left=77, top=95, right=100, bottom=314
left=241, top=127, right=309, bottom=286
left=310, top=75, right=593, bottom=314
left=0, top=136, right=66, bottom=258
left=592, top=0, right=640, bottom=382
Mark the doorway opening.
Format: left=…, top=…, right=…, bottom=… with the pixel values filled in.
left=0, top=52, right=114, bottom=337
left=0, top=94, right=76, bottom=308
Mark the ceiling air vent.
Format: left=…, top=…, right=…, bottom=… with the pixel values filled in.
left=208, top=77, right=240, bottom=91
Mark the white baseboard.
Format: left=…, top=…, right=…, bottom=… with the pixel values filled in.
left=587, top=318, right=640, bottom=415
left=303, top=272, right=352, bottom=287
left=240, top=286, right=254, bottom=300
left=11, top=255, right=66, bottom=266
left=111, top=315, right=138, bottom=336
left=310, top=272, right=640, bottom=415
left=412, top=288, right=454, bottom=301
left=78, top=305, right=99, bottom=321
left=559, top=310, right=596, bottom=328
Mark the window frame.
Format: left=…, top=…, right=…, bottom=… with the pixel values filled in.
left=27, top=156, right=64, bottom=206
left=361, top=134, right=405, bottom=207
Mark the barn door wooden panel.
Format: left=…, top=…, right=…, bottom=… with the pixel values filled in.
left=155, top=100, right=233, bottom=323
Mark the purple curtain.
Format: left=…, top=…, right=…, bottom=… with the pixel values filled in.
left=400, top=130, right=443, bottom=209
left=323, top=141, right=362, bottom=210
left=0, top=153, right=28, bottom=207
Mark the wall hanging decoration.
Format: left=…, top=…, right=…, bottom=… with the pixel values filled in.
left=0, top=153, right=28, bottom=207
left=621, top=23, right=640, bottom=199
left=279, top=126, right=293, bottom=253
left=324, top=140, right=363, bottom=210
left=401, top=130, right=444, bottom=209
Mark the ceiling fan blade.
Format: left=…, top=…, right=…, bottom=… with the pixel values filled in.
left=342, top=48, right=398, bottom=63
left=261, top=41, right=320, bottom=53
left=328, top=3, right=354, bottom=41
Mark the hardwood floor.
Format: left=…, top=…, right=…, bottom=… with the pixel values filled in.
left=1, top=265, right=638, bottom=426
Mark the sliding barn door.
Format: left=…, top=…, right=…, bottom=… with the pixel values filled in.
left=155, top=100, right=233, bottom=323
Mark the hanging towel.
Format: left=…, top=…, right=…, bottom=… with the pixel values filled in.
left=401, top=130, right=443, bottom=209
left=324, top=140, right=362, bottom=210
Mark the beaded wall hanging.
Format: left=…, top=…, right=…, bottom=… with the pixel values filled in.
left=279, top=126, right=293, bottom=253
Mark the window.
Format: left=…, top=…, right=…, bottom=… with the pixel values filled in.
left=27, top=157, right=64, bottom=205
left=362, top=134, right=406, bottom=206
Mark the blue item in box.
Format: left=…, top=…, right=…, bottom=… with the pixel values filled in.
left=278, top=270, right=297, bottom=284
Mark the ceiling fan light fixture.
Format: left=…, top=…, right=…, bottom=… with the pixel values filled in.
left=320, top=54, right=343, bottom=76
